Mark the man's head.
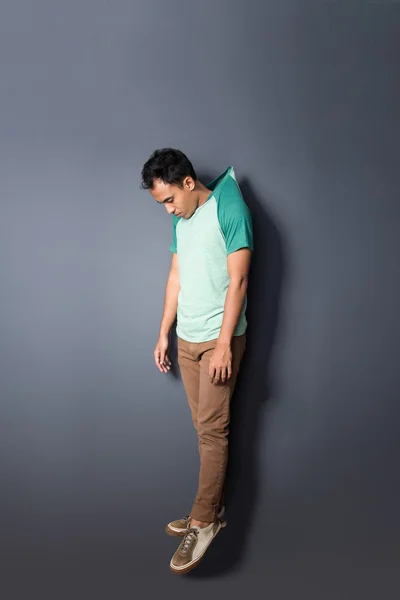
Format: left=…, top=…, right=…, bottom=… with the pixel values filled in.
left=141, top=148, right=202, bottom=219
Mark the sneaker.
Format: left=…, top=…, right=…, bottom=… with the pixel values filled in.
left=166, top=506, right=226, bottom=537
left=170, top=519, right=222, bottom=574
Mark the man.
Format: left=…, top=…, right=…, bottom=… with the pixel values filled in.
left=141, top=148, right=253, bottom=574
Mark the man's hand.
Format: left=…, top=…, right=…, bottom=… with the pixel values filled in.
left=209, top=341, right=232, bottom=384
left=154, top=334, right=171, bottom=373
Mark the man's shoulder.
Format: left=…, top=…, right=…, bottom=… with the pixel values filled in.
left=217, top=172, right=249, bottom=216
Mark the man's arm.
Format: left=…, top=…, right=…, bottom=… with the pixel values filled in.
left=154, top=253, right=180, bottom=373
left=219, top=248, right=252, bottom=344
left=209, top=248, right=252, bottom=383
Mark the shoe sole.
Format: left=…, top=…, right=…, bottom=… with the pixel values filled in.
left=169, top=521, right=222, bottom=574
left=166, top=518, right=227, bottom=537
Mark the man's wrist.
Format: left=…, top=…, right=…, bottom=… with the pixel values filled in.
left=216, top=335, right=232, bottom=347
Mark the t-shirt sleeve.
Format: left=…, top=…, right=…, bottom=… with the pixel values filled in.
left=169, top=215, right=179, bottom=253
left=217, top=179, right=254, bottom=255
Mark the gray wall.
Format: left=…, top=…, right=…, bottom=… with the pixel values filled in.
left=1, top=1, right=399, bottom=598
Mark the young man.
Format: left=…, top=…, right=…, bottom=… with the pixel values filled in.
left=141, top=148, right=253, bottom=574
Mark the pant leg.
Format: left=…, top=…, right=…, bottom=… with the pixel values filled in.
left=190, top=333, right=246, bottom=522
left=177, top=337, right=201, bottom=454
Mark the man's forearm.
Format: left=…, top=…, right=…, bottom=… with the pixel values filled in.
left=159, top=275, right=180, bottom=336
left=217, top=277, right=248, bottom=345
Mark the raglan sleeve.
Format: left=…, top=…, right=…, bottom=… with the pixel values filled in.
left=217, top=190, right=254, bottom=255
left=169, top=215, right=179, bottom=253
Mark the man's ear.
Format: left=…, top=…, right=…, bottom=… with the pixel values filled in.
left=183, top=176, right=196, bottom=191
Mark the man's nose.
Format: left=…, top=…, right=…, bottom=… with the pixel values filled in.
left=165, top=204, right=175, bottom=214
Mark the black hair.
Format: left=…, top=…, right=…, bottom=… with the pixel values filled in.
left=141, top=148, right=197, bottom=190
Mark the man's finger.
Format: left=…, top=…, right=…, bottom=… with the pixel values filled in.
left=220, top=367, right=227, bottom=383
left=227, top=363, right=232, bottom=380
left=155, top=350, right=167, bottom=373
left=209, top=365, right=215, bottom=382
left=155, top=351, right=163, bottom=372
left=161, top=350, right=170, bottom=372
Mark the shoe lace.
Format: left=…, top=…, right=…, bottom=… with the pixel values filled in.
left=179, top=527, right=198, bottom=556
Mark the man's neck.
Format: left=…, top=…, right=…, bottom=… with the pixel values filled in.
left=196, top=181, right=212, bottom=208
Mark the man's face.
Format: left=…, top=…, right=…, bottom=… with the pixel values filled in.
left=149, top=177, right=197, bottom=219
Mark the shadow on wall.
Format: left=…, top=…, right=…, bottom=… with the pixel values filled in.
left=168, top=173, right=286, bottom=576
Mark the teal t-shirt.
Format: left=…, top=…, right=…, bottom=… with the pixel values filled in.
left=170, top=166, right=253, bottom=343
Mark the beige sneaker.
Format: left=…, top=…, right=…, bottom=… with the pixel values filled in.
left=166, top=506, right=226, bottom=537
left=170, top=519, right=222, bottom=574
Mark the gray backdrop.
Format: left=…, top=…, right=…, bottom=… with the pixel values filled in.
left=1, top=1, right=399, bottom=598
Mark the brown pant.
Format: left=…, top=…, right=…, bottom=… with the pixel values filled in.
left=177, top=333, right=246, bottom=522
